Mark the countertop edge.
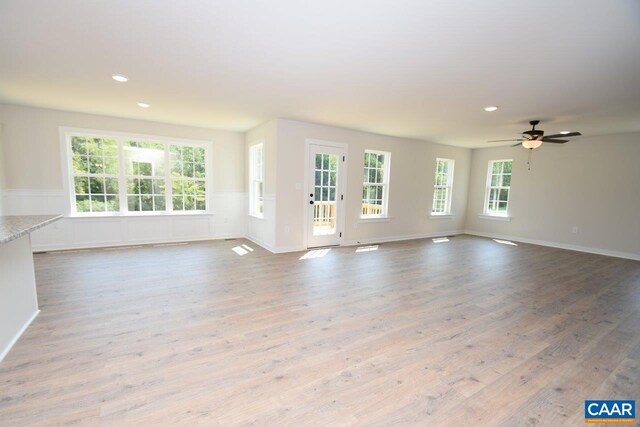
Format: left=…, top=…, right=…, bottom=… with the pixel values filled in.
left=0, top=215, right=63, bottom=245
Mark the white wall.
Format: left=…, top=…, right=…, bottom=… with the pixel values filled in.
left=244, top=119, right=278, bottom=251
left=274, top=119, right=471, bottom=251
left=0, top=123, right=5, bottom=215
left=465, top=132, right=640, bottom=259
left=0, top=104, right=247, bottom=250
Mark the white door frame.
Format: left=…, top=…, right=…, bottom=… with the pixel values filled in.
left=303, top=138, right=348, bottom=249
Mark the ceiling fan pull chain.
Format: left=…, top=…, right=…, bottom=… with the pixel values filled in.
left=527, top=148, right=532, bottom=171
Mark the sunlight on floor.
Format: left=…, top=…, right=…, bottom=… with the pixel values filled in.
left=232, top=244, right=254, bottom=256
left=232, top=246, right=249, bottom=256
left=300, top=248, right=331, bottom=260
left=432, top=237, right=449, bottom=243
left=493, top=239, right=518, bottom=246
left=356, top=245, right=379, bottom=253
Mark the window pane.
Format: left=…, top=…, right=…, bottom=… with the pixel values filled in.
left=183, top=163, right=194, bottom=178
left=89, top=177, right=104, bottom=194
left=105, top=178, right=119, bottom=194
left=90, top=196, right=106, bottom=212
left=89, top=157, right=104, bottom=174
left=154, top=196, right=166, bottom=211
left=76, top=195, right=90, bottom=212
left=502, top=174, right=511, bottom=187
left=195, top=162, right=205, bottom=179
left=74, top=177, right=88, bottom=194
left=503, top=161, right=512, bottom=173
left=173, top=196, right=183, bottom=210
left=492, top=161, right=501, bottom=173
left=106, top=196, right=119, bottom=212
left=195, top=197, right=206, bottom=211
left=172, top=179, right=184, bottom=195
left=72, top=154, right=88, bottom=174
left=140, top=195, right=153, bottom=211
left=184, top=196, right=195, bottom=210
left=128, top=196, right=140, bottom=211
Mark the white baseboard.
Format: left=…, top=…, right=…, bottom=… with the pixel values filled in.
left=464, top=230, right=640, bottom=261
left=244, top=235, right=278, bottom=253
left=343, top=230, right=464, bottom=247
left=34, top=234, right=246, bottom=252
left=0, top=309, right=39, bottom=362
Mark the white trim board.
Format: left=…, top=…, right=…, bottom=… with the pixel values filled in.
left=0, top=310, right=39, bottom=363
left=464, top=230, right=640, bottom=261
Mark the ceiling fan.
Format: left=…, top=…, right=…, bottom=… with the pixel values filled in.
left=488, top=120, right=582, bottom=149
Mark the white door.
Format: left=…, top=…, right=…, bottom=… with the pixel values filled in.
left=307, top=144, right=345, bottom=248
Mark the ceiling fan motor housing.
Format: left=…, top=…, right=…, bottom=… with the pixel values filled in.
left=523, top=129, right=544, bottom=140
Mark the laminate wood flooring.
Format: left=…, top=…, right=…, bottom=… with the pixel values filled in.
left=0, top=235, right=638, bottom=426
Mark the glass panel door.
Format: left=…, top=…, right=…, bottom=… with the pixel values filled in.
left=307, top=144, right=344, bottom=248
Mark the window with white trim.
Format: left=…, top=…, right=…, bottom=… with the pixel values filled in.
left=432, top=158, right=454, bottom=215
left=484, top=159, right=513, bottom=216
left=362, top=150, right=390, bottom=218
left=249, top=143, right=264, bottom=217
left=67, top=132, right=208, bottom=215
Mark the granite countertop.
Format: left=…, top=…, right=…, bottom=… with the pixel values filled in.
left=0, top=215, right=63, bottom=244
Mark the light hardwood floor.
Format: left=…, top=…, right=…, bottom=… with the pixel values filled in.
left=0, top=235, right=638, bottom=426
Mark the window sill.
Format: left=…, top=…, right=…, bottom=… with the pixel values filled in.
left=68, top=211, right=212, bottom=219
left=430, top=214, right=453, bottom=219
left=358, top=216, right=392, bottom=223
left=248, top=214, right=265, bottom=220
left=479, top=214, right=511, bottom=222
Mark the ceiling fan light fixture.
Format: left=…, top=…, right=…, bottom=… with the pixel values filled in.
left=522, top=139, right=543, bottom=149
left=560, top=131, right=571, bottom=135
left=483, top=106, right=499, bottom=112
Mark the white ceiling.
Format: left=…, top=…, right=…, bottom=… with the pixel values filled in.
left=1, top=0, right=639, bottom=147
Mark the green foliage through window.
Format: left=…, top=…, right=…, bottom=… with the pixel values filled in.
left=69, top=134, right=208, bottom=214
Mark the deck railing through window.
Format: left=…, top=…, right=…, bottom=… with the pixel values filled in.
left=361, top=203, right=384, bottom=216
left=313, top=201, right=336, bottom=228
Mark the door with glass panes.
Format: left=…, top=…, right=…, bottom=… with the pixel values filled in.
left=307, top=144, right=345, bottom=248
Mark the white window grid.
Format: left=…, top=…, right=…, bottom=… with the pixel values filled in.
left=66, top=131, right=209, bottom=216
left=484, top=159, right=513, bottom=216
left=362, top=150, right=390, bottom=217
left=432, top=158, right=454, bottom=214
left=249, top=143, right=264, bottom=217
left=70, top=136, right=120, bottom=213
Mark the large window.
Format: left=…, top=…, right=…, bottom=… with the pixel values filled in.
left=362, top=150, right=390, bottom=218
left=484, top=159, right=513, bottom=216
left=432, top=158, right=454, bottom=215
left=67, top=131, right=209, bottom=215
left=249, top=143, right=264, bottom=217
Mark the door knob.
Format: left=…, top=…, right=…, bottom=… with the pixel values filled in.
left=310, top=193, right=314, bottom=197
left=309, top=201, right=314, bottom=205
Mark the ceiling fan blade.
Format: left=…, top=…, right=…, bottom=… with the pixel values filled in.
left=545, top=132, right=582, bottom=139
left=512, top=142, right=523, bottom=147
left=488, top=139, right=523, bottom=143
left=541, top=138, right=568, bottom=144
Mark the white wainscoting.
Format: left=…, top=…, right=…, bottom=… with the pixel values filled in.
left=245, top=194, right=276, bottom=252
left=0, top=190, right=247, bottom=251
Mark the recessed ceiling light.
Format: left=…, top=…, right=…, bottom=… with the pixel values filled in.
left=137, top=102, right=150, bottom=108
left=112, top=74, right=128, bottom=82
left=560, top=130, right=571, bottom=135
left=483, top=106, right=499, bottom=112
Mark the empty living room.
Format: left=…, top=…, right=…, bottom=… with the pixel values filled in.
left=1, top=1, right=639, bottom=425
